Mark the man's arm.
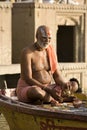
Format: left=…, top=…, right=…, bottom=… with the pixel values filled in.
left=53, top=69, right=68, bottom=88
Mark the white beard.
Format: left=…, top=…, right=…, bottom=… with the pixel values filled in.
left=37, top=40, right=49, bottom=50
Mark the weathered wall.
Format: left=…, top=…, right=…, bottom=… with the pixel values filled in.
left=0, top=2, right=12, bottom=65
left=12, top=3, right=35, bottom=63
left=12, top=2, right=87, bottom=63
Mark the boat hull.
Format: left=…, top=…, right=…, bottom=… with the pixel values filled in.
left=1, top=108, right=87, bottom=130
left=0, top=95, right=87, bottom=130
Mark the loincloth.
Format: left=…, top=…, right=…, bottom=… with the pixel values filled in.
left=16, top=78, right=32, bottom=102
left=16, top=78, right=63, bottom=103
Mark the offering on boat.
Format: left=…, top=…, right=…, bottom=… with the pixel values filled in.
left=73, top=99, right=82, bottom=108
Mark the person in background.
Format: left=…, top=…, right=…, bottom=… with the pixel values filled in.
left=69, top=78, right=82, bottom=93
left=69, top=78, right=83, bottom=108
left=16, top=25, right=72, bottom=104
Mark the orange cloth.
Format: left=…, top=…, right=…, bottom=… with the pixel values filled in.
left=46, top=44, right=58, bottom=74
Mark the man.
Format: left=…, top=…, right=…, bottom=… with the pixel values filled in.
left=16, top=25, right=69, bottom=104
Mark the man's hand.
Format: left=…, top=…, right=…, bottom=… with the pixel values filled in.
left=62, top=82, right=71, bottom=90
left=43, top=85, right=63, bottom=102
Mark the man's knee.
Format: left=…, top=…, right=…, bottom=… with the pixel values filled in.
left=27, top=86, right=45, bottom=99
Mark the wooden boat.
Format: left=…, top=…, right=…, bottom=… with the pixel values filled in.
left=0, top=91, right=87, bottom=130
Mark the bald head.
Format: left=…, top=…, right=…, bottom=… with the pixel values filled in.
left=36, top=25, right=52, bottom=39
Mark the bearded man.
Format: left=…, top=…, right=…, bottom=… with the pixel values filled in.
left=16, top=25, right=69, bottom=104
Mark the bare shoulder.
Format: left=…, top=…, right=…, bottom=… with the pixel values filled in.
left=21, top=45, right=34, bottom=56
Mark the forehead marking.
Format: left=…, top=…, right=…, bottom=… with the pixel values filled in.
left=40, top=28, right=52, bottom=37
left=40, top=28, right=46, bottom=36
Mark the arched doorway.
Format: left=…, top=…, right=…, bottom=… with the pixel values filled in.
left=57, top=25, right=75, bottom=62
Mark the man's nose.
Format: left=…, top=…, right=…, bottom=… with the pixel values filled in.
left=46, top=37, right=51, bottom=42
left=46, top=38, right=49, bottom=42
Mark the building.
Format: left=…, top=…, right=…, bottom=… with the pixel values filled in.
left=0, top=0, right=87, bottom=93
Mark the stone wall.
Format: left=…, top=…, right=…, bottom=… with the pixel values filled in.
left=0, top=2, right=12, bottom=65
left=12, top=2, right=87, bottom=63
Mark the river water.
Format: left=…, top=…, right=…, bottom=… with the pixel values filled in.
left=0, top=114, right=10, bottom=130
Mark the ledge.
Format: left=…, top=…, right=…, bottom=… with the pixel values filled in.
left=0, top=64, right=20, bottom=75
left=13, top=2, right=87, bottom=12
left=59, top=63, right=87, bottom=71
left=0, top=63, right=87, bottom=75
left=0, top=2, right=12, bottom=8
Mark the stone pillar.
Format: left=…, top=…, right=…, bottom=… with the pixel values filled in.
left=0, top=2, right=12, bottom=65
left=85, top=4, right=87, bottom=62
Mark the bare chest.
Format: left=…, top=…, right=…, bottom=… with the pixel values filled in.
left=32, top=50, right=50, bottom=71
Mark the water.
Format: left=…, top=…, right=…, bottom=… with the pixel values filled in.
left=0, top=114, right=10, bottom=130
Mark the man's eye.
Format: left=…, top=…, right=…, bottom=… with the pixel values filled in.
left=42, top=37, right=51, bottom=40
left=43, top=37, right=46, bottom=39
left=49, top=37, right=51, bottom=39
